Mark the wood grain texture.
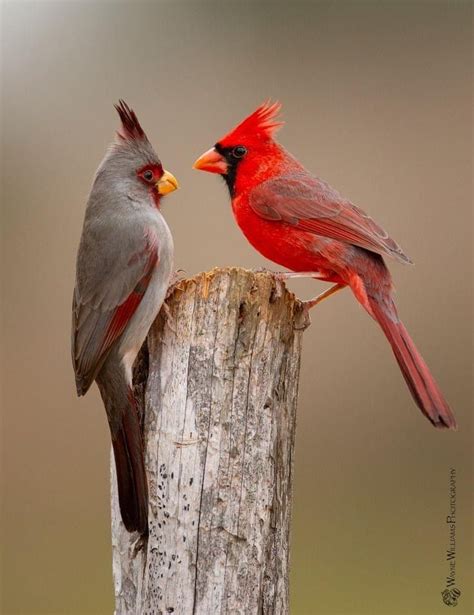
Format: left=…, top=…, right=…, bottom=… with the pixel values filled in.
left=111, top=267, right=309, bottom=614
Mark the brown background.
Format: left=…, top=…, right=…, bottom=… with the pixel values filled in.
left=1, top=2, right=472, bottom=614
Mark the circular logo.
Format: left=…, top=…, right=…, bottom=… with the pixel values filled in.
left=441, top=588, right=461, bottom=607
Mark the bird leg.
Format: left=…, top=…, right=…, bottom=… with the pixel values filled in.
left=167, top=269, right=186, bottom=294
left=275, top=270, right=326, bottom=280
left=254, top=267, right=326, bottom=280
left=303, top=283, right=345, bottom=309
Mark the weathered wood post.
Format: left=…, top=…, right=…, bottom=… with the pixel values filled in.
left=111, top=267, right=308, bottom=614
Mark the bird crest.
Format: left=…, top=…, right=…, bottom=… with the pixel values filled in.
left=114, top=100, right=146, bottom=141
left=220, top=100, right=284, bottom=145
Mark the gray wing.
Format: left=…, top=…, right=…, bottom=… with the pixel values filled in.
left=72, top=212, right=159, bottom=395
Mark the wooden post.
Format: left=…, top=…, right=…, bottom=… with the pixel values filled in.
left=111, top=267, right=308, bottom=614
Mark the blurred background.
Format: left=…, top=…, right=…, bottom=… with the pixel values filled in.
left=1, top=1, right=472, bottom=614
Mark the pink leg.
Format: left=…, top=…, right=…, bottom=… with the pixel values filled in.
left=274, top=271, right=326, bottom=280
left=303, top=283, right=346, bottom=309
left=255, top=267, right=325, bottom=280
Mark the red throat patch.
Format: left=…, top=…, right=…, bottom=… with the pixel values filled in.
left=114, top=100, right=146, bottom=141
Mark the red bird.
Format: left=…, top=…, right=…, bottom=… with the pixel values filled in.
left=193, top=101, right=456, bottom=430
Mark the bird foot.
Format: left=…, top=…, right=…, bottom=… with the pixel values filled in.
left=293, top=284, right=346, bottom=330
left=294, top=302, right=312, bottom=330
left=166, top=269, right=186, bottom=297
left=269, top=278, right=285, bottom=303
left=165, top=270, right=187, bottom=306
left=171, top=268, right=186, bottom=283
left=304, top=283, right=346, bottom=309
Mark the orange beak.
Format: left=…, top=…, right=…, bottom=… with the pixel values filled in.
left=193, top=147, right=228, bottom=174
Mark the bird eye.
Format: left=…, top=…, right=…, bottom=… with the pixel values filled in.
left=232, top=145, right=247, bottom=159
left=142, top=169, right=154, bottom=182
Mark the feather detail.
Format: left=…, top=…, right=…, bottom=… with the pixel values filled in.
left=248, top=174, right=413, bottom=264
left=114, top=99, right=146, bottom=141
left=220, top=100, right=284, bottom=145
left=368, top=296, right=456, bottom=429
left=72, top=233, right=159, bottom=396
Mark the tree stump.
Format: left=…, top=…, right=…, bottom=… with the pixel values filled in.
left=111, top=267, right=309, bottom=614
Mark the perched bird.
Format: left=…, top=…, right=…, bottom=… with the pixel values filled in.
left=72, top=101, right=178, bottom=533
left=193, top=101, right=456, bottom=430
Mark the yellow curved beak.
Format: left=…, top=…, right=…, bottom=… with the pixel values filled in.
left=156, top=170, right=179, bottom=195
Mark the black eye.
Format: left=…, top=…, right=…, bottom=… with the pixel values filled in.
left=143, top=170, right=154, bottom=182
left=232, top=145, right=247, bottom=159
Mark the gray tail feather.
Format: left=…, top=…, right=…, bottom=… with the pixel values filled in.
left=111, top=400, right=148, bottom=534
left=96, top=369, right=148, bottom=534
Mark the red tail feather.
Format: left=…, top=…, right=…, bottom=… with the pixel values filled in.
left=369, top=298, right=456, bottom=430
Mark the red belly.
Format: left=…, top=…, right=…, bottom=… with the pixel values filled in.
left=232, top=199, right=345, bottom=285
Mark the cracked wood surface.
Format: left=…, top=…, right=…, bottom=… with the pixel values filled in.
left=111, top=267, right=308, bottom=614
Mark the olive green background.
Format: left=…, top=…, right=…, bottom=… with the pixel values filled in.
left=1, top=1, right=472, bottom=614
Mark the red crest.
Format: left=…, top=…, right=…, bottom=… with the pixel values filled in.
left=219, top=100, right=284, bottom=146
left=114, top=100, right=146, bottom=141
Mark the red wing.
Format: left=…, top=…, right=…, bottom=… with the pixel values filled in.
left=249, top=173, right=412, bottom=264
left=72, top=240, right=158, bottom=396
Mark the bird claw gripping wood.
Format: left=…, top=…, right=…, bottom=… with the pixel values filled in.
left=269, top=276, right=285, bottom=303
left=293, top=301, right=312, bottom=331
left=166, top=269, right=186, bottom=299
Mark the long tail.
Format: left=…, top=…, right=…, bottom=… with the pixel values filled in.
left=111, top=396, right=148, bottom=533
left=368, top=295, right=456, bottom=430
left=96, top=364, right=148, bottom=534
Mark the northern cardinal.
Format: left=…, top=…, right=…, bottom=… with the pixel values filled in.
left=194, top=102, right=456, bottom=430
left=72, top=101, right=178, bottom=533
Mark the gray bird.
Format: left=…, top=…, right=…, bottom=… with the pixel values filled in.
left=72, top=101, right=178, bottom=534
